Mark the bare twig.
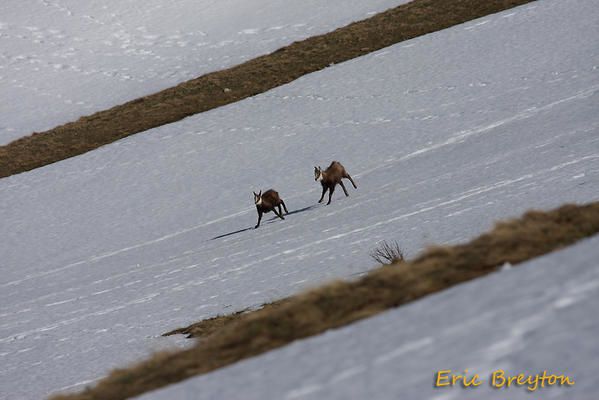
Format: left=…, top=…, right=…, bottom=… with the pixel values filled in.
left=370, top=240, right=405, bottom=265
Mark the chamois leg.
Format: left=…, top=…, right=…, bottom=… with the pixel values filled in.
left=255, top=210, right=263, bottom=229
left=327, top=186, right=335, bottom=205
left=280, top=200, right=289, bottom=214
left=273, top=207, right=285, bottom=220
left=339, top=181, right=349, bottom=196
left=318, top=186, right=327, bottom=203
left=345, top=174, right=357, bottom=189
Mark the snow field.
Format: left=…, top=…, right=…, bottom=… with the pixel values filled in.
left=0, top=0, right=598, bottom=398
left=0, top=0, right=410, bottom=143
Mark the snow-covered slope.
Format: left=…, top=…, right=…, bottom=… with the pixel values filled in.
left=1, top=0, right=598, bottom=398
left=137, top=234, right=599, bottom=400
left=0, top=0, right=410, bottom=144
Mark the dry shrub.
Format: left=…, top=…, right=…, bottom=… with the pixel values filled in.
left=370, top=240, right=405, bottom=265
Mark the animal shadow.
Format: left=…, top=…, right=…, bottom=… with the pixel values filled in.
left=210, top=227, right=253, bottom=240
left=212, top=205, right=316, bottom=240
left=267, top=205, right=315, bottom=220
left=285, top=205, right=316, bottom=216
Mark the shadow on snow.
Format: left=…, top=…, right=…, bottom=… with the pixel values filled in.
left=210, top=205, right=317, bottom=240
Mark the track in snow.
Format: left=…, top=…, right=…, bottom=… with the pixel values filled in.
left=0, top=0, right=410, bottom=144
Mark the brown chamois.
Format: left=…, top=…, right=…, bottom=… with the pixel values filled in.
left=314, top=161, right=357, bottom=205
left=253, top=189, right=289, bottom=228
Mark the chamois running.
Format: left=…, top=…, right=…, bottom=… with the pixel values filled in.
left=314, top=161, right=357, bottom=205
left=253, top=189, right=288, bottom=228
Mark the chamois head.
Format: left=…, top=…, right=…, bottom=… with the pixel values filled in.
left=314, top=166, right=323, bottom=182
left=253, top=190, right=263, bottom=206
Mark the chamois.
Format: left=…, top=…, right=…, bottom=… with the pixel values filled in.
left=314, top=161, right=357, bottom=205
left=253, top=189, right=288, bottom=228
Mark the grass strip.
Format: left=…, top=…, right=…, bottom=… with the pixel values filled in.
left=0, top=0, right=535, bottom=179
left=51, top=201, right=599, bottom=400
left=162, top=300, right=289, bottom=339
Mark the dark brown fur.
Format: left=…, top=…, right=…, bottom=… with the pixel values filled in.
left=314, top=161, right=357, bottom=205
left=253, top=189, right=288, bottom=228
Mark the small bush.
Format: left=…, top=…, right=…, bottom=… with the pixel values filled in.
left=370, top=240, right=405, bottom=265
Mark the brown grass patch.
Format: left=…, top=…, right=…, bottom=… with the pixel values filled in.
left=50, top=201, right=599, bottom=400
left=162, top=300, right=289, bottom=339
left=1, top=0, right=535, bottom=179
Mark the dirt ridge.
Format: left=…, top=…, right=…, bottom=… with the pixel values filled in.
left=50, top=201, right=599, bottom=400
left=1, top=0, right=535, bottom=179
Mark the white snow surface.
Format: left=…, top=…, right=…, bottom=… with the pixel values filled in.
left=0, top=0, right=410, bottom=144
left=136, top=235, right=599, bottom=400
left=1, top=0, right=598, bottom=398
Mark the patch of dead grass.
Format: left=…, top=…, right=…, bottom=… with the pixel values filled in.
left=1, top=0, right=535, bottom=179
left=162, top=300, right=289, bottom=339
left=50, top=201, right=599, bottom=400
